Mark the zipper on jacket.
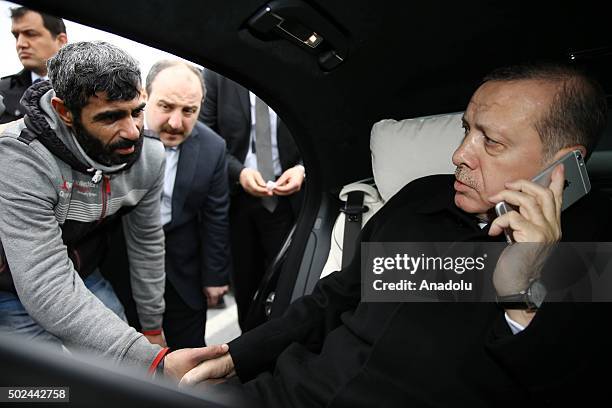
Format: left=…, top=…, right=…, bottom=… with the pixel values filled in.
left=99, top=176, right=111, bottom=221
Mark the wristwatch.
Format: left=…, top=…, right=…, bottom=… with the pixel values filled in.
left=496, top=279, right=547, bottom=310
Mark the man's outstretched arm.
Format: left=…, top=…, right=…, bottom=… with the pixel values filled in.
left=180, top=225, right=372, bottom=385
left=122, top=141, right=166, bottom=336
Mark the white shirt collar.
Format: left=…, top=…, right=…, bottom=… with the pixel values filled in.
left=31, top=72, right=48, bottom=83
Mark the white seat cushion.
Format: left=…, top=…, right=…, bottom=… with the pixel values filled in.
left=370, top=112, right=464, bottom=202
left=321, top=112, right=465, bottom=278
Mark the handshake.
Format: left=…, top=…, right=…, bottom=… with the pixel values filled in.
left=164, top=343, right=236, bottom=386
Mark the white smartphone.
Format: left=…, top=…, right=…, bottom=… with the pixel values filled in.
left=494, top=150, right=590, bottom=243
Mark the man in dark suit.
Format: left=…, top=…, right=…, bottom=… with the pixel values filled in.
left=0, top=7, right=66, bottom=124
left=181, top=63, right=612, bottom=406
left=144, top=61, right=231, bottom=349
left=200, top=70, right=304, bottom=329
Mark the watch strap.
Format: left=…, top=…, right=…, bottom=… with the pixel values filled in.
left=496, top=292, right=537, bottom=310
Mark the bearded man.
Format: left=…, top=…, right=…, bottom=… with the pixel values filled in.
left=0, top=41, right=223, bottom=378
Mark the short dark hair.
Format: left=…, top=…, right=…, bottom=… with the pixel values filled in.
left=10, top=7, right=66, bottom=37
left=47, top=41, right=141, bottom=115
left=483, top=62, right=608, bottom=161
left=145, top=60, right=205, bottom=99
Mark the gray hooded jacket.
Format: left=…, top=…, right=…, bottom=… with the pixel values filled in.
left=0, top=81, right=165, bottom=367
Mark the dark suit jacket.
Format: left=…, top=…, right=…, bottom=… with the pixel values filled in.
left=0, top=70, right=31, bottom=124
left=163, top=121, right=231, bottom=310
left=199, top=69, right=302, bottom=190
left=229, top=175, right=612, bottom=407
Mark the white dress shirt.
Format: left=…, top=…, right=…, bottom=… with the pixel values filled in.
left=243, top=91, right=282, bottom=177
left=504, top=312, right=526, bottom=334
left=160, top=146, right=180, bottom=226
left=31, top=72, right=48, bottom=83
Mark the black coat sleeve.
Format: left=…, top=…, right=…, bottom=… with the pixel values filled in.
left=484, top=193, right=612, bottom=404
left=228, top=228, right=369, bottom=381
left=200, top=136, right=231, bottom=287
left=227, top=176, right=440, bottom=381
left=200, top=69, right=246, bottom=185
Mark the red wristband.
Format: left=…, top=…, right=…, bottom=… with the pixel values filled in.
left=148, top=347, right=170, bottom=375
left=142, top=329, right=162, bottom=336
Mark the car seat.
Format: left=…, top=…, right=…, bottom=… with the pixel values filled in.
left=320, top=112, right=465, bottom=277
left=245, top=112, right=465, bottom=328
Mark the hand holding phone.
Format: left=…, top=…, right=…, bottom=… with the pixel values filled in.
left=492, top=150, right=590, bottom=243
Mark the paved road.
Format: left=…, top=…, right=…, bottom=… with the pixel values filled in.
left=205, top=292, right=241, bottom=346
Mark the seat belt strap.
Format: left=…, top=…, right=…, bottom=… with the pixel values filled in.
left=340, top=190, right=367, bottom=269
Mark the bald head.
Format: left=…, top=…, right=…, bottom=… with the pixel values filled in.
left=145, top=60, right=204, bottom=97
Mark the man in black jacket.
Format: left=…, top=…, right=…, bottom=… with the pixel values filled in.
left=181, top=63, right=611, bottom=407
left=0, top=7, right=67, bottom=124
left=200, top=70, right=304, bottom=329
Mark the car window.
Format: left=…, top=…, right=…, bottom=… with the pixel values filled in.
left=0, top=0, right=243, bottom=346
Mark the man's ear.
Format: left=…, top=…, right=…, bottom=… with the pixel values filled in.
left=51, top=97, right=73, bottom=127
left=55, top=33, right=68, bottom=47
left=551, top=145, right=587, bottom=162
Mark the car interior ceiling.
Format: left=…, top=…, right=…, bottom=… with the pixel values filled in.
left=19, top=0, right=612, bottom=188
left=17, top=0, right=612, bottom=315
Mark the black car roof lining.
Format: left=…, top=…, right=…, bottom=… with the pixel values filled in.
left=18, top=0, right=612, bottom=190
